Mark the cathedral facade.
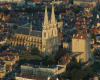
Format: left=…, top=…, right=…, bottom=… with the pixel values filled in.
left=9, top=5, right=59, bottom=56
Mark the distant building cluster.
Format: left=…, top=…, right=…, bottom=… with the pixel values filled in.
left=0, top=0, right=100, bottom=79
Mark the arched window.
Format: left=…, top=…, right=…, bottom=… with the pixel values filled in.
left=52, top=30, right=53, bottom=35
left=44, top=32, right=46, bottom=38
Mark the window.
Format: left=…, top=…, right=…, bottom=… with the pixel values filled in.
left=52, top=30, right=53, bottom=35
left=44, top=32, right=46, bottom=38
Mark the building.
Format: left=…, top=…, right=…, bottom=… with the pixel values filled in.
left=9, top=4, right=59, bottom=56
left=72, top=31, right=91, bottom=62
left=0, top=62, right=6, bottom=78
left=73, top=0, right=98, bottom=7
left=21, top=64, right=65, bottom=77
left=63, top=42, right=71, bottom=50
left=52, top=0, right=62, bottom=5
left=0, top=0, right=24, bottom=2
left=0, top=51, right=19, bottom=72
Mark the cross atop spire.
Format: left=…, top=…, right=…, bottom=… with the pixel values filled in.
left=44, top=5, right=48, bottom=26
left=51, top=4, right=56, bottom=24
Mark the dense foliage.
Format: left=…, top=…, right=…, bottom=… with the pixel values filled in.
left=19, top=48, right=56, bottom=66
left=91, top=33, right=96, bottom=44
left=62, top=57, right=93, bottom=80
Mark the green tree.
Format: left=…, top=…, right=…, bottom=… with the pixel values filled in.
left=25, top=8, right=33, bottom=13
left=75, top=70, right=87, bottom=80
left=91, top=33, right=96, bottom=44
left=85, top=67, right=93, bottom=77
left=25, top=0, right=28, bottom=5
left=20, top=50, right=42, bottom=61
left=10, top=77, right=15, bottom=80
left=71, top=68, right=77, bottom=79
left=3, top=8, right=10, bottom=15
left=31, top=48, right=40, bottom=55
left=71, top=57, right=80, bottom=69
left=72, top=6, right=80, bottom=14
left=20, top=50, right=32, bottom=61
left=47, top=54, right=55, bottom=64
left=65, top=70, right=71, bottom=78
left=94, top=49, right=100, bottom=57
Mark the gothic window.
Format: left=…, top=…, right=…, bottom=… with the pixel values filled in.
left=55, top=31, right=56, bottom=35
left=31, top=38, right=33, bottom=42
left=34, top=39, right=36, bottom=43
left=52, top=30, right=53, bottom=36
left=44, top=32, right=46, bottom=38
left=37, top=39, right=39, bottom=43
left=39, top=39, right=41, bottom=43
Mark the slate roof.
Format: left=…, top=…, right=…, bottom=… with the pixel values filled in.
left=33, top=64, right=57, bottom=69
left=16, top=27, right=42, bottom=37
left=30, top=30, right=42, bottom=37
left=16, top=27, right=30, bottom=35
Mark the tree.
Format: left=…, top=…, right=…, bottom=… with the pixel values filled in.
left=91, top=33, right=96, bottom=44
left=94, top=49, right=100, bottom=57
left=20, top=50, right=42, bottom=61
left=31, top=48, right=40, bottom=56
left=85, top=67, right=93, bottom=77
left=3, top=8, right=10, bottom=15
left=20, top=50, right=32, bottom=61
left=25, top=0, right=28, bottom=5
left=47, top=54, right=55, bottom=64
left=71, top=57, right=80, bottom=69
left=71, top=68, right=77, bottom=79
left=25, top=8, right=33, bottom=13
left=72, top=6, right=80, bottom=14
left=75, top=70, right=87, bottom=80
left=13, top=25, right=18, bottom=29
left=54, top=48, right=67, bottom=63
left=10, top=77, right=15, bottom=80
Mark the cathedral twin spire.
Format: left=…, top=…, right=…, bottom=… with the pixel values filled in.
left=44, top=5, right=49, bottom=25
left=43, top=4, right=56, bottom=26
left=51, top=4, right=56, bottom=24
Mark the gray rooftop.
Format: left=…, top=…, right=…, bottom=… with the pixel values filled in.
left=15, top=27, right=42, bottom=37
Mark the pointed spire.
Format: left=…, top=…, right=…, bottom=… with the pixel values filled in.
left=51, top=4, right=56, bottom=24
left=44, top=5, right=48, bottom=26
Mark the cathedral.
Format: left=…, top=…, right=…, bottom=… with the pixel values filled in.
left=9, top=4, right=59, bottom=56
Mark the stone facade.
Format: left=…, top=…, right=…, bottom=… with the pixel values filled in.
left=72, top=31, right=91, bottom=62
left=21, top=64, right=65, bottom=77
left=0, top=63, right=6, bottom=78
left=73, top=0, right=98, bottom=7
